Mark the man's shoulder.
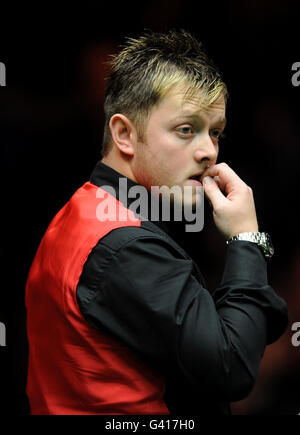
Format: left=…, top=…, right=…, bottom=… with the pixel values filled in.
left=98, top=220, right=187, bottom=258
left=79, top=220, right=207, bottom=298
left=78, top=221, right=193, bottom=297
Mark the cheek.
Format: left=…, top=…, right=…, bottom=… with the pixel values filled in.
left=141, top=131, right=189, bottom=183
left=157, top=154, right=189, bottom=186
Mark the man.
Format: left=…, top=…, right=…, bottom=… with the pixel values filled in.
left=25, top=30, right=288, bottom=415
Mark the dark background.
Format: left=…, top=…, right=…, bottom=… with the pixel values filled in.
left=0, top=1, right=299, bottom=415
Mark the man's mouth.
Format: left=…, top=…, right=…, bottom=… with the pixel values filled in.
left=188, top=171, right=204, bottom=181
left=189, top=175, right=201, bottom=181
left=187, top=173, right=203, bottom=186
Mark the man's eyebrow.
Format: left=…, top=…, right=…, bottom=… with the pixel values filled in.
left=170, top=113, right=202, bottom=123
left=171, top=113, right=227, bottom=127
left=214, top=117, right=227, bottom=128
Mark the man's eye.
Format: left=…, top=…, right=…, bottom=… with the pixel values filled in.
left=177, top=126, right=193, bottom=135
left=211, top=130, right=225, bottom=140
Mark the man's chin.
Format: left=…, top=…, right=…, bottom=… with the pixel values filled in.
left=150, top=184, right=203, bottom=218
left=172, top=193, right=201, bottom=211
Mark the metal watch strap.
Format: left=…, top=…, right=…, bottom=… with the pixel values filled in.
left=226, top=232, right=274, bottom=259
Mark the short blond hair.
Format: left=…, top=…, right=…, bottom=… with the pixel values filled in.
left=102, top=29, right=228, bottom=156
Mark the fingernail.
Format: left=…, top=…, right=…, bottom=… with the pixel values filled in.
left=203, top=176, right=213, bottom=184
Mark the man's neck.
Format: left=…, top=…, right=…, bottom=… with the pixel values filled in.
left=101, top=154, right=138, bottom=184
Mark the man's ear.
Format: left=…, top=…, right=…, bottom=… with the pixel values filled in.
left=109, top=114, right=137, bottom=157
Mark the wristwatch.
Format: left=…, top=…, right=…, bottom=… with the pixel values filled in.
left=226, top=232, right=274, bottom=259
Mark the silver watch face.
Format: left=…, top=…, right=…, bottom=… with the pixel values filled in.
left=259, top=233, right=274, bottom=258
left=264, top=233, right=274, bottom=258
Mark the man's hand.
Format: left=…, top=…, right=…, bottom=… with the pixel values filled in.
left=201, top=163, right=259, bottom=239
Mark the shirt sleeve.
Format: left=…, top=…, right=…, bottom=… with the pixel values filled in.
left=76, top=232, right=288, bottom=402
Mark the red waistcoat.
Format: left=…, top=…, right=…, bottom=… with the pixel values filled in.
left=25, top=181, right=169, bottom=415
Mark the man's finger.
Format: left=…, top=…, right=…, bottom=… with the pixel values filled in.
left=213, top=175, right=226, bottom=193
left=202, top=176, right=227, bottom=209
left=201, top=163, right=243, bottom=195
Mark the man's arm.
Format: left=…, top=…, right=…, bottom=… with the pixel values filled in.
left=77, top=230, right=287, bottom=402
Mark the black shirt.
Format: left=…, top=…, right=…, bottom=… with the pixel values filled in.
left=76, top=160, right=288, bottom=415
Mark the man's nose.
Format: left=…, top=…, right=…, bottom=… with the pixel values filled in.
left=193, top=134, right=218, bottom=165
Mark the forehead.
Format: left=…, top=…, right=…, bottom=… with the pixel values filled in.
left=152, top=84, right=226, bottom=123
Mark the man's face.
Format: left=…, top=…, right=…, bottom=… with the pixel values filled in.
left=132, top=85, right=226, bottom=207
